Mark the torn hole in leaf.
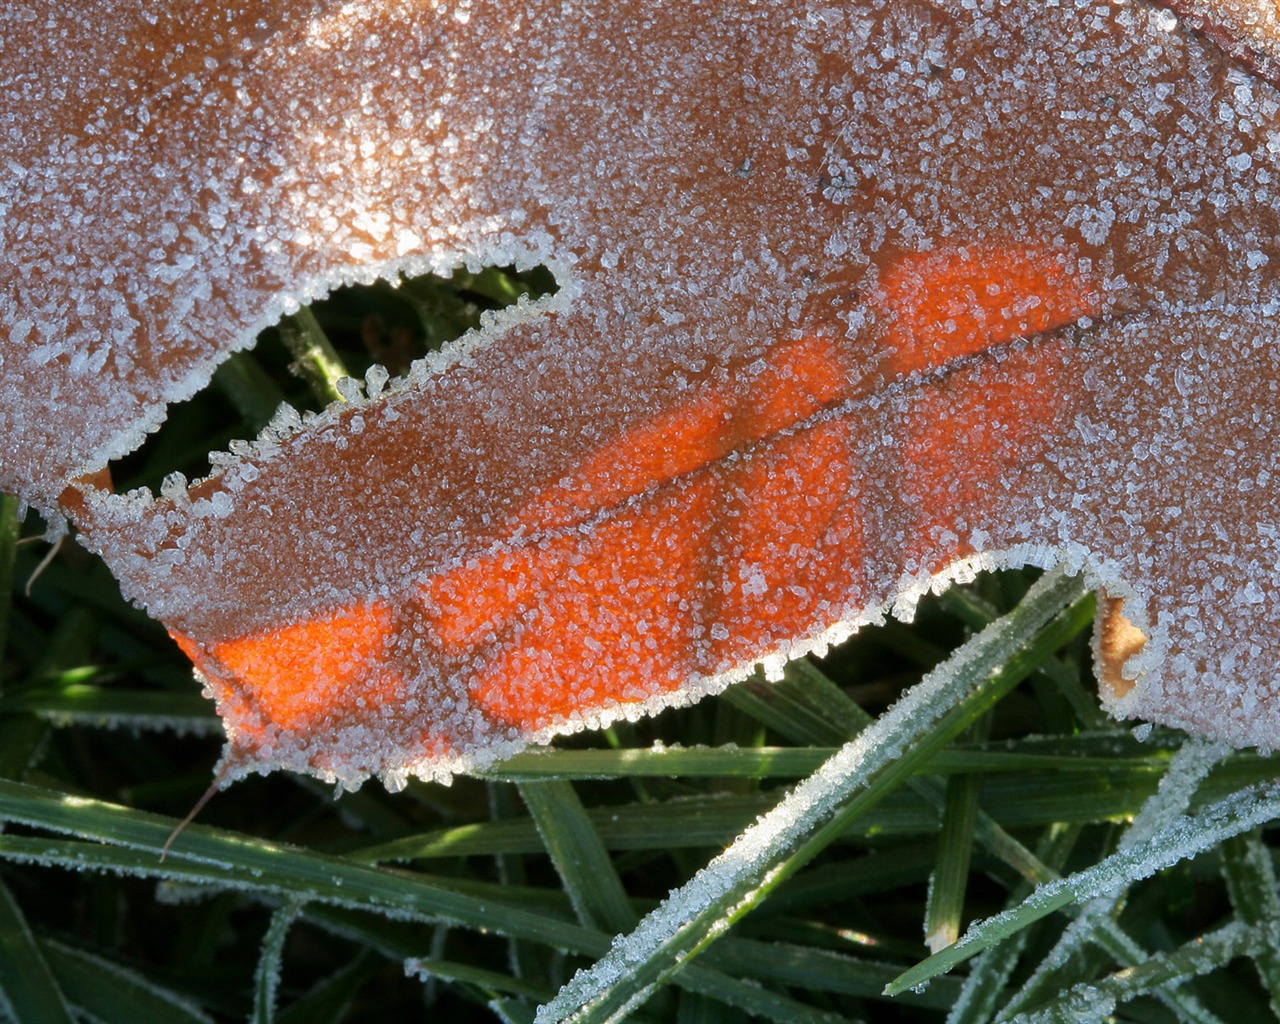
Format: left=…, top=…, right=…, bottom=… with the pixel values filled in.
left=107, top=265, right=558, bottom=498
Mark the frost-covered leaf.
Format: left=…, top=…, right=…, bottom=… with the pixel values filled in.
left=4, top=1, right=1280, bottom=787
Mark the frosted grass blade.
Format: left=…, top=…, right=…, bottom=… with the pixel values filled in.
left=1005, top=921, right=1255, bottom=1024
left=1221, top=830, right=1280, bottom=1015
left=945, top=823, right=1083, bottom=1024
left=252, top=899, right=304, bottom=1024
left=0, top=779, right=609, bottom=956
left=889, top=779, right=1280, bottom=994
left=535, top=568, right=1088, bottom=1024
left=0, top=786, right=855, bottom=1022
left=997, top=738, right=1228, bottom=1020
left=728, top=650, right=1077, bottom=889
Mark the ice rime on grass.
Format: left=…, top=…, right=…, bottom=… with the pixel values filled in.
left=534, top=568, right=1084, bottom=1024
left=891, top=777, right=1280, bottom=997
left=251, top=899, right=304, bottom=1024
left=989, top=736, right=1231, bottom=1022
left=1008, top=920, right=1258, bottom=1024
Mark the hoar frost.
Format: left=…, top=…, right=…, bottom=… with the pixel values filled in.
left=3, top=0, right=1280, bottom=785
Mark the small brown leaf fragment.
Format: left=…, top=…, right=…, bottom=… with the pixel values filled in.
left=1097, top=598, right=1149, bottom=702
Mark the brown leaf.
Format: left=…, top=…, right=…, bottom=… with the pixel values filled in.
left=4, top=0, right=1280, bottom=786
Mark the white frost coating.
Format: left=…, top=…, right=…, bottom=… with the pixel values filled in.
left=1010, top=920, right=1254, bottom=1024
left=37, top=708, right=222, bottom=740
left=534, top=570, right=1083, bottom=1023
left=999, top=736, right=1230, bottom=1016
left=253, top=900, right=303, bottom=1024
left=126, top=246, right=573, bottom=495
left=1122, top=738, right=1231, bottom=846
left=1164, top=0, right=1280, bottom=75
left=8, top=0, right=1280, bottom=788
left=909, top=778, right=1280, bottom=994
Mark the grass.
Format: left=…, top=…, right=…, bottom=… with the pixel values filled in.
left=2, top=268, right=1279, bottom=1023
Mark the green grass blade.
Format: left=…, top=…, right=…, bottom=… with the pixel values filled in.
left=722, top=657, right=869, bottom=745
left=0, top=684, right=218, bottom=732
left=1220, top=830, right=1280, bottom=1015
left=406, top=955, right=556, bottom=1003
left=357, top=778, right=1145, bottom=860
left=668, top=967, right=850, bottom=1024
left=704, top=938, right=963, bottom=1009
left=889, top=778, right=1280, bottom=995
left=278, top=307, right=347, bottom=404
left=355, top=792, right=781, bottom=860
left=535, top=568, right=1088, bottom=1023
left=488, top=745, right=834, bottom=780
left=488, top=781, right=553, bottom=1002
left=252, top=899, right=304, bottom=1024
left=924, top=715, right=989, bottom=952
left=479, top=737, right=1182, bottom=781
left=0, top=876, right=76, bottom=1024
left=674, top=990, right=740, bottom=1024
left=41, top=938, right=215, bottom=1024
left=211, top=351, right=288, bottom=428
left=1006, top=921, right=1257, bottom=1024
left=0, top=778, right=609, bottom=956
left=519, top=780, right=636, bottom=934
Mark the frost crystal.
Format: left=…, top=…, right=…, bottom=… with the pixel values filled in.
left=4, top=1, right=1280, bottom=785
